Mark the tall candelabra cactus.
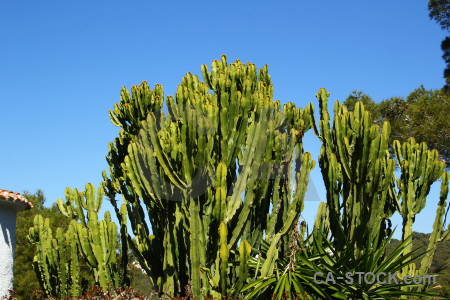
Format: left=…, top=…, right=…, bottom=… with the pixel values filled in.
left=102, top=55, right=315, bottom=298
left=416, top=171, right=449, bottom=284
left=313, top=88, right=397, bottom=254
left=393, top=138, right=447, bottom=283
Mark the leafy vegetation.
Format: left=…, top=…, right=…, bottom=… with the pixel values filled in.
left=243, top=227, right=436, bottom=300
left=387, top=232, right=450, bottom=298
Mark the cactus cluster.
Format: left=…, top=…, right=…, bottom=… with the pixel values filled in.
left=102, top=55, right=316, bottom=298
left=313, top=88, right=449, bottom=292
left=313, top=88, right=397, bottom=254
left=417, top=171, right=449, bottom=281
left=389, top=138, right=448, bottom=293
left=28, top=215, right=81, bottom=298
left=27, top=57, right=449, bottom=298
left=57, top=183, right=123, bottom=289
left=28, top=184, right=124, bottom=297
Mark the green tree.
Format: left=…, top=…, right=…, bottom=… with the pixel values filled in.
left=428, top=0, right=450, bottom=90
left=13, top=190, right=70, bottom=299
left=442, top=36, right=450, bottom=91
left=429, top=0, right=450, bottom=30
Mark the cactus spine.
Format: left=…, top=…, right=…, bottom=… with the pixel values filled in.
left=102, top=56, right=315, bottom=298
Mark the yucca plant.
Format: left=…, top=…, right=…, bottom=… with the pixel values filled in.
left=242, top=225, right=440, bottom=300
left=241, top=224, right=335, bottom=300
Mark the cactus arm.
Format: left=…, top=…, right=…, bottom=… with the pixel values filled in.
left=219, top=222, right=229, bottom=295
left=68, top=222, right=80, bottom=296
left=189, top=196, right=202, bottom=298
left=233, top=240, right=251, bottom=296
left=418, top=171, right=449, bottom=278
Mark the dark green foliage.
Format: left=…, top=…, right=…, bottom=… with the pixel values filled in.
left=342, top=91, right=380, bottom=120
left=128, top=267, right=154, bottom=297
left=442, top=36, right=450, bottom=91
left=13, top=190, right=46, bottom=299
left=123, top=238, right=154, bottom=296
left=243, top=226, right=439, bottom=300
left=429, top=0, right=450, bottom=30
left=402, top=88, right=450, bottom=165
left=428, top=0, right=450, bottom=90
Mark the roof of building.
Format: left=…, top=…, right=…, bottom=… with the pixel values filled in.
left=0, top=189, right=33, bottom=210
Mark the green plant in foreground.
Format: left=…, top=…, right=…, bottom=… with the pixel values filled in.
left=57, top=183, right=125, bottom=290
left=26, top=58, right=449, bottom=299
left=102, top=55, right=316, bottom=298
left=28, top=215, right=81, bottom=298
left=313, top=88, right=397, bottom=256
left=242, top=225, right=439, bottom=300
left=394, top=138, right=447, bottom=281
left=417, top=171, right=450, bottom=280
left=28, top=183, right=125, bottom=298
left=312, top=88, right=449, bottom=298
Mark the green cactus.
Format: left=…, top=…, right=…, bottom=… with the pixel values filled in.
left=438, top=171, right=450, bottom=243
left=57, top=183, right=123, bottom=290
left=233, top=240, right=251, bottom=296
left=28, top=215, right=81, bottom=298
left=393, top=138, right=446, bottom=284
left=417, top=171, right=449, bottom=281
left=102, top=56, right=315, bottom=298
left=29, top=184, right=123, bottom=297
left=312, top=202, right=330, bottom=240
left=313, top=88, right=397, bottom=255
left=57, top=183, right=103, bottom=225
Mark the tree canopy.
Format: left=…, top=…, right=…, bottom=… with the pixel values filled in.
left=429, top=0, right=450, bottom=30
left=428, top=0, right=450, bottom=90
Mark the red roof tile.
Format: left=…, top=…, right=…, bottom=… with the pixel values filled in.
left=0, top=189, right=33, bottom=210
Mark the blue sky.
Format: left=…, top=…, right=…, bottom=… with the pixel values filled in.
left=1, top=1, right=447, bottom=239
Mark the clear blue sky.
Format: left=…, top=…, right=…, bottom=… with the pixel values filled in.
left=1, top=1, right=447, bottom=238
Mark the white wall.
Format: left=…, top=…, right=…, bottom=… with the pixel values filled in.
left=0, top=204, right=18, bottom=298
